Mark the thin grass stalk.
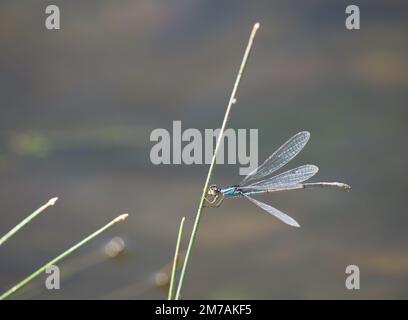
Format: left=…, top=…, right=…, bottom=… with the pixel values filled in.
left=168, top=216, right=186, bottom=300
left=175, top=23, right=260, bottom=300
left=0, top=197, right=58, bottom=247
left=0, top=213, right=128, bottom=300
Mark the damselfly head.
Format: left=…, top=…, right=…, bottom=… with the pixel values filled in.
left=208, top=184, right=221, bottom=196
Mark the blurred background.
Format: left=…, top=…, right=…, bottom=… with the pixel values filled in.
left=0, top=0, right=407, bottom=299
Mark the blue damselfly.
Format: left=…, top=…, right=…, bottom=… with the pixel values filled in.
left=205, top=131, right=350, bottom=227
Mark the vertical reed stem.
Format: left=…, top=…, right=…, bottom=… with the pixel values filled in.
left=168, top=217, right=186, bottom=300
left=175, top=23, right=260, bottom=300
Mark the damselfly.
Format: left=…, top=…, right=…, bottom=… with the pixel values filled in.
left=205, top=131, right=350, bottom=227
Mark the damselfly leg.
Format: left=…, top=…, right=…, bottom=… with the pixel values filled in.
left=204, top=185, right=225, bottom=207
left=204, top=195, right=225, bottom=208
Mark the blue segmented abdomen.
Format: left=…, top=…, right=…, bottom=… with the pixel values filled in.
left=221, top=186, right=240, bottom=197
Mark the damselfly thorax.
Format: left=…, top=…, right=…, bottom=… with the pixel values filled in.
left=204, top=131, right=350, bottom=227
left=205, top=184, right=242, bottom=207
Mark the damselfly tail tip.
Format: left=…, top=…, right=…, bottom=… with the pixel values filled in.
left=254, top=22, right=260, bottom=30
left=342, top=184, right=351, bottom=192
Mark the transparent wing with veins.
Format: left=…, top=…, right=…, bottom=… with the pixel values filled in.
left=240, top=131, right=310, bottom=186
left=241, top=164, right=319, bottom=191
left=243, top=194, right=300, bottom=227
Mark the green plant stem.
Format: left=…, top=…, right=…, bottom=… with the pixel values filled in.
left=0, top=213, right=128, bottom=300
left=0, top=197, right=58, bottom=247
left=168, top=216, right=186, bottom=300
left=175, top=23, right=260, bottom=300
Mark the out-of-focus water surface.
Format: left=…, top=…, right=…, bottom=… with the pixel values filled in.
left=1, top=0, right=407, bottom=299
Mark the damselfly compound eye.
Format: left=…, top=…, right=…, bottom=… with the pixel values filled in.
left=208, top=185, right=220, bottom=196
